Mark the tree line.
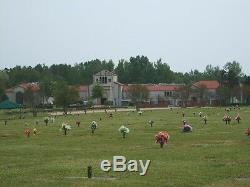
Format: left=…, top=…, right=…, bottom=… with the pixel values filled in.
left=0, top=55, right=250, bottom=104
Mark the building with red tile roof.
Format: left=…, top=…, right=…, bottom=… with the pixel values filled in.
left=122, top=84, right=180, bottom=92
left=193, top=80, right=220, bottom=90
left=4, top=71, right=222, bottom=107
left=190, top=80, right=220, bottom=106
left=121, top=84, right=184, bottom=106
left=5, top=82, right=41, bottom=105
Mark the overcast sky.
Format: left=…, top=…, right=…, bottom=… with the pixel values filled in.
left=0, top=0, right=250, bottom=74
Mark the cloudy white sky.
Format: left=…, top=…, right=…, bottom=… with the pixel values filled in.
left=0, top=0, right=250, bottom=74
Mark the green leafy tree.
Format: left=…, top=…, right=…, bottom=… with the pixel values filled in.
left=0, top=71, right=9, bottom=101
left=23, top=86, right=39, bottom=116
left=242, top=84, right=250, bottom=104
left=176, top=84, right=192, bottom=107
left=127, top=84, right=149, bottom=110
left=223, top=61, right=242, bottom=103
left=24, top=87, right=35, bottom=107
left=53, top=81, right=79, bottom=113
left=217, top=85, right=231, bottom=105
left=224, top=61, right=242, bottom=87
left=39, top=78, right=54, bottom=104
left=91, top=84, right=104, bottom=104
left=115, top=59, right=127, bottom=83
left=203, top=65, right=221, bottom=80
left=154, top=59, right=174, bottom=83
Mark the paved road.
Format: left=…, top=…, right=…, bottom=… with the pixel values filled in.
left=49, top=107, right=174, bottom=116
left=49, top=106, right=218, bottom=116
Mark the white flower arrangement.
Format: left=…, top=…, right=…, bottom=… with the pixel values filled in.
left=61, top=123, right=71, bottom=135
left=62, top=123, right=71, bottom=130
left=119, top=125, right=130, bottom=138
left=50, top=117, right=55, bottom=123
left=148, top=120, right=154, bottom=127
left=90, top=121, right=97, bottom=133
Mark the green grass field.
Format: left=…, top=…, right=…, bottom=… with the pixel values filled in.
left=0, top=107, right=250, bottom=187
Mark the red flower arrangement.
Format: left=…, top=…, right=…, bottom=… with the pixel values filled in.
left=155, top=131, right=170, bottom=148
left=25, top=129, right=31, bottom=137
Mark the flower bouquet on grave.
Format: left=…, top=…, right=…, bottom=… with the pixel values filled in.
left=245, top=128, right=250, bottom=137
left=50, top=116, right=55, bottom=123
left=33, top=128, right=37, bottom=135
left=61, top=123, right=71, bottom=135
left=138, top=111, right=143, bottom=116
left=25, top=129, right=31, bottom=137
left=119, top=125, right=130, bottom=138
left=44, top=117, right=49, bottom=126
left=235, top=114, right=241, bottom=124
left=182, top=123, right=192, bottom=132
left=223, top=115, right=231, bottom=124
left=90, top=121, right=97, bottom=134
left=203, top=116, right=208, bottom=124
left=148, top=120, right=154, bottom=127
left=155, top=131, right=170, bottom=148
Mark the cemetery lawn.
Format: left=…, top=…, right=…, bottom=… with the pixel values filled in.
left=0, top=107, right=250, bottom=187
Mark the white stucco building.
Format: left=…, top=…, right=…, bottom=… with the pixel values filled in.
left=89, top=70, right=123, bottom=106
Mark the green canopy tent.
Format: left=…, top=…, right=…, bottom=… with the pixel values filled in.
left=0, top=100, right=22, bottom=109
left=0, top=100, right=23, bottom=120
